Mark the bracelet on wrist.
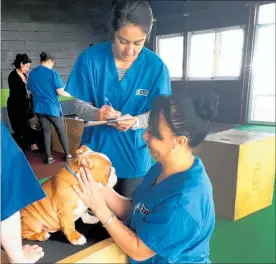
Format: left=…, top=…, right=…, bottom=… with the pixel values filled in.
left=102, top=213, right=115, bottom=228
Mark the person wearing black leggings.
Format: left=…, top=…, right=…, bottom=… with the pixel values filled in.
left=28, top=52, right=72, bottom=164
left=7, top=53, right=40, bottom=152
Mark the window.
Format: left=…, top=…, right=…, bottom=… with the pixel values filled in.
left=188, top=32, right=215, bottom=78
left=251, top=95, right=275, bottom=123
left=251, top=24, right=275, bottom=96
left=156, top=34, right=184, bottom=80
left=187, top=27, right=245, bottom=80
left=258, top=3, right=275, bottom=24
left=248, top=3, right=275, bottom=124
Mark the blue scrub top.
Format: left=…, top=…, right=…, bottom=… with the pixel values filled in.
left=127, top=157, right=215, bottom=263
left=1, top=122, right=45, bottom=221
left=28, top=65, right=64, bottom=117
left=65, top=41, right=171, bottom=179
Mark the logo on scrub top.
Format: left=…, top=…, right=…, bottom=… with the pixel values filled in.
left=136, top=89, right=148, bottom=96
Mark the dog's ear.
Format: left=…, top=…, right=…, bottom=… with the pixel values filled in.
left=74, top=156, right=94, bottom=169
left=76, top=145, right=92, bottom=155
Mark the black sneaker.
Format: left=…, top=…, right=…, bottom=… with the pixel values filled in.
left=44, top=156, right=55, bottom=164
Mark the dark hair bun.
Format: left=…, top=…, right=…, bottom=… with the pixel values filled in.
left=13, top=53, right=32, bottom=69
left=22, top=53, right=29, bottom=60
left=193, top=92, right=219, bottom=121
left=15, top=53, right=22, bottom=60
left=40, top=52, right=47, bottom=60
left=40, top=51, right=54, bottom=62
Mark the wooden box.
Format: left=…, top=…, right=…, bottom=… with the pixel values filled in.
left=194, top=129, right=275, bottom=221
left=51, top=117, right=84, bottom=156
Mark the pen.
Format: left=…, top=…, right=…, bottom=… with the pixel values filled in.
left=105, top=97, right=113, bottom=107
left=105, top=97, right=116, bottom=120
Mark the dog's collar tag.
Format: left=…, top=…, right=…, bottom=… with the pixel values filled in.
left=65, top=162, right=77, bottom=177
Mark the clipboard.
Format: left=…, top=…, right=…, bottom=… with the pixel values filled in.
left=73, top=116, right=134, bottom=128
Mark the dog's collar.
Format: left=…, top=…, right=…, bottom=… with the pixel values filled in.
left=65, top=162, right=77, bottom=177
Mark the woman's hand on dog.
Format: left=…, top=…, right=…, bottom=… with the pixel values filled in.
left=73, top=167, right=113, bottom=223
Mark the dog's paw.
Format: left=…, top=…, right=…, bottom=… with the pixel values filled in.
left=43, top=233, right=51, bottom=241
left=81, top=213, right=99, bottom=224
left=67, top=231, right=87, bottom=245
left=27, top=232, right=51, bottom=241
left=71, top=235, right=87, bottom=246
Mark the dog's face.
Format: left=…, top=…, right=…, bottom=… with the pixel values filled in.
left=74, top=145, right=117, bottom=188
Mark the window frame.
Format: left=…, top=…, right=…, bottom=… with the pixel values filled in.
left=247, top=3, right=276, bottom=125
left=156, top=33, right=184, bottom=81
left=186, top=25, right=246, bottom=81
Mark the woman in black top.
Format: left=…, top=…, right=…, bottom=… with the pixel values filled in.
left=7, top=53, right=39, bottom=151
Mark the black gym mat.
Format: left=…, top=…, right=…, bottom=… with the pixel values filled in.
left=22, top=219, right=109, bottom=263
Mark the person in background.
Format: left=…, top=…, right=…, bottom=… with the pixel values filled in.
left=74, top=93, right=219, bottom=264
left=27, top=52, right=72, bottom=164
left=1, top=122, right=45, bottom=263
left=65, top=0, right=171, bottom=198
left=7, top=53, right=39, bottom=152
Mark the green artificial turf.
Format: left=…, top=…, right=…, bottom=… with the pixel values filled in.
left=39, top=177, right=50, bottom=185
left=211, top=124, right=275, bottom=263
left=210, top=187, right=275, bottom=263
left=1, top=88, right=73, bottom=108
left=236, top=124, right=276, bottom=134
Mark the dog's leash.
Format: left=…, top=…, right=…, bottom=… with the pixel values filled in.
left=64, top=150, right=95, bottom=176
left=65, top=161, right=95, bottom=216
left=65, top=162, right=77, bottom=177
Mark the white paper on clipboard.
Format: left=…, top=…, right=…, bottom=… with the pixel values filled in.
left=73, top=116, right=134, bottom=128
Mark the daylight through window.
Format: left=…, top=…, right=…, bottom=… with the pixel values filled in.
left=156, top=34, right=184, bottom=80
left=187, top=27, right=244, bottom=80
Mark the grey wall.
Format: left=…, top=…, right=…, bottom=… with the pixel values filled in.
left=151, top=1, right=259, bottom=125
left=1, top=0, right=114, bottom=130
left=1, top=0, right=113, bottom=88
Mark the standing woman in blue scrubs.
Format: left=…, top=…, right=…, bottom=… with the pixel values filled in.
left=65, top=0, right=171, bottom=197
left=74, top=94, right=219, bottom=263
left=28, top=52, right=72, bottom=164
left=1, top=122, right=45, bottom=263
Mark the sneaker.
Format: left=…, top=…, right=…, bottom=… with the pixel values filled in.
left=44, top=156, right=55, bottom=164
left=64, top=154, right=73, bottom=161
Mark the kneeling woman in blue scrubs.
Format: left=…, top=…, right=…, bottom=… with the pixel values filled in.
left=28, top=52, right=72, bottom=164
left=65, top=0, right=171, bottom=198
left=1, top=122, right=45, bottom=263
left=74, top=94, right=219, bottom=263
